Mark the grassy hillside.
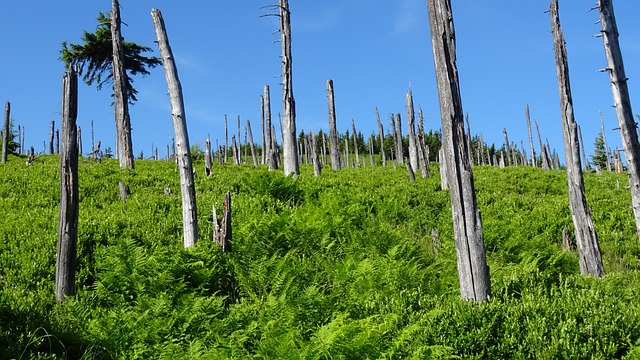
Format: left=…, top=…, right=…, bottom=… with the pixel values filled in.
left=1, top=155, right=640, bottom=359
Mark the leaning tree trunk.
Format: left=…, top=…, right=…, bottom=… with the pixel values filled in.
left=56, top=67, right=79, bottom=302
left=247, top=120, right=258, bottom=167
left=264, top=85, right=278, bottom=170
left=395, top=113, right=404, bottom=165
left=535, top=120, right=551, bottom=170
left=152, top=8, right=198, bottom=248
left=352, top=119, right=360, bottom=168
left=550, top=0, right=604, bottom=277
left=598, top=0, right=640, bottom=242
left=327, top=79, right=341, bottom=170
left=111, top=0, right=135, bottom=169
left=407, top=88, right=419, bottom=172
left=526, top=104, right=536, bottom=167
left=600, top=110, right=612, bottom=172
left=376, top=106, right=386, bottom=166
left=2, top=102, right=9, bottom=163
left=502, top=128, right=511, bottom=167
left=279, top=0, right=299, bottom=176
left=426, top=0, right=491, bottom=301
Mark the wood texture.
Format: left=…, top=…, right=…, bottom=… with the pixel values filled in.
left=2, top=102, right=9, bottom=163
left=152, top=8, right=199, bottom=248
left=279, top=0, right=299, bottom=176
left=327, top=79, right=341, bottom=170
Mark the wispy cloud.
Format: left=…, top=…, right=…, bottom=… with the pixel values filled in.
left=295, top=5, right=342, bottom=33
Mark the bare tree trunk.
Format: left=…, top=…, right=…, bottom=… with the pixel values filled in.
left=352, top=119, right=360, bottom=167
left=406, top=162, right=416, bottom=183
left=535, top=120, right=551, bottom=170
left=418, top=106, right=430, bottom=178
left=502, top=128, right=511, bottom=167
left=311, top=131, right=322, bottom=176
left=56, top=130, right=60, bottom=155
left=49, top=120, right=55, bottom=154
left=152, top=8, right=198, bottom=248
left=247, top=120, right=258, bottom=167
left=112, top=0, right=134, bottom=169
left=369, top=135, right=376, bottom=166
left=578, top=125, right=589, bottom=170
left=56, top=67, right=79, bottom=302
left=526, top=105, right=536, bottom=167
left=427, top=0, right=491, bottom=301
left=465, top=114, right=474, bottom=166
left=439, top=147, right=448, bottom=189
left=212, top=192, right=231, bottom=252
left=327, top=79, right=341, bottom=170
left=264, top=85, right=278, bottom=170
left=598, top=0, right=640, bottom=241
left=2, top=102, right=9, bottom=163
left=322, top=133, right=327, bottom=165
left=279, top=0, right=299, bottom=176
left=550, top=0, right=604, bottom=277
left=407, top=88, right=419, bottom=171
left=236, top=115, right=242, bottom=165
left=78, top=126, right=83, bottom=156
left=260, top=95, right=266, bottom=165
left=376, top=107, right=386, bottom=166
left=395, top=113, right=404, bottom=164
left=600, top=110, right=612, bottom=172
left=205, top=135, right=212, bottom=176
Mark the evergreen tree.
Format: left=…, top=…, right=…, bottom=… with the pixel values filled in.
left=592, top=132, right=609, bottom=170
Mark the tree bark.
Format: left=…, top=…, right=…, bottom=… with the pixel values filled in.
left=111, top=0, right=135, bottom=169
left=260, top=95, right=266, bottom=165
left=418, top=106, right=430, bottom=178
left=352, top=119, right=360, bottom=167
left=600, top=110, right=612, bottom=172
left=2, top=102, right=9, bottom=163
left=407, top=88, right=419, bottom=171
left=550, top=0, right=604, bottom=277
left=598, top=0, right=640, bottom=241
left=327, top=79, right=341, bottom=170
left=264, top=85, right=278, bottom=170
left=205, top=135, right=212, bottom=176
left=376, top=106, right=386, bottom=166
left=502, top=128, right=511, bottom=166
left=152, top=8, right=199, bottom=248
left=311, top=131, right=322, bottom=176
left=56, top=67, right=79, bottom=302
left=279, top=0, right=299, bottom=176
left=247, top=120, right=258, bottom=167
left=395, top=113, right=404, bottom=165
left=49, top=120, right=55, bottom=155
left=212, top=192, right=232, bottom=252
left=526, top=105, right=536, bottom=167
left=535, top=120, right=551, bottom=170
left=427, top=0, right=491, bottom=301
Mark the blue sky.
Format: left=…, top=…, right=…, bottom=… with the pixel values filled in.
left=1, top=1, right=639, bottom=164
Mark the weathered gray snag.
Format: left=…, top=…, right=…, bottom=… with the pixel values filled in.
left=502, top=128, right=511, bottom=166
left=327, top=80, right=341, bottom=170
left=49, top=120, right=55, bottom=154
left=369, top=135, right=375, bottom=167
left=407, top=88, right=419, bottom=171
left=2, top=102, right=9, bottom=163
left=311, top=131, right=322, bottom=176
left=600, top=110, right=612, bottom=172
left=247, top=120, right=258, bottom=167
left=264, top=85, right=278, bottom=170
left=395, top=113, right=404, bottom=165
left=112, top=0, right=135, bottom=169
left=578, top=125, right=589, bottom=170
left=406, top=161, right=416, bottom=183
left=56, top=130, right=60, bottom=154
left=418, top=106, right=430, bottom=177
left=231, top=136, right=238, bottom=165
left=279, top=0, right=299, bottom=176
left=205, top=136, right=212, bottom=176
left=352, top=119, right=360, bottom=167
left=376, top=107, right=386, bottom=166
left=598, top=0, right=640, bottom=241
left=260, top=95, right=266, bottom=165
left=119, top=181, right=130, bottom=201
left=526, top=105, right=536, bottom=167
left=212, top=192, right=232, bottom=252
left=78, top=126, right=83, bottom=156
left=550, top=0, right=604, bottom=277
left=152, top=8, right=198, bottom=248
left=426, top=0, right=491, bottom=301
left=535, top=120, right=551, bottom=170
left=56, top=67, right=79, bottom=302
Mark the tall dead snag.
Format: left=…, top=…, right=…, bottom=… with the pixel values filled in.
left=278, top=0, right=299, bottom=176
left=536, top=120, right=551, bottom=170
left=205, top=135, right=212, bottom=176
left=111, top=0, right=135, bottom=169
left=152, top=8, right=198, bottom=248
left=502, top=128, right=511, bottom=166
left=310, top=131, right=322, bottom=176
left=376, top=107, right=386, bottom=166
left=2, top=102, right=9, bottom=163
left=407, top=87, right=419, bottom=171
left=327, top=80, right=341, bottom=170
left=598, top=0, right=640, bottom=241
left=369, top=135, right=376, bottom=166
left=550, top=0, right=603, bottom=276
left=526, top=105, right=536, bottom=167
left=352, top=119, right=360, bottom=167
left=264, top=85, right=278, bottom=170
left=56, top=67, right=79, bottom=302
left=418, top=106, right=431, bottom=178
left=578, top=125, right=589, bottom=170
left=600, top=110, right=612, bottom=172
left=395, top=113, right=404, bottom=164
left=49, top=120, right=55, bottom=154
left=260, top=95, right=266, bottom=165
left=212, top=192, right=231, bottom=252
left=247, top=120, right=258, bottom=167
left=224, top=115, right=229, bottom=164
left=426, top=0, right=491, bottom=301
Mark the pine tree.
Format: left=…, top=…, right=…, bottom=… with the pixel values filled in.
left=592, top=132, right=609, bottom=171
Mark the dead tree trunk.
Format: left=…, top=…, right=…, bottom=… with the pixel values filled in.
left=465, top=114, right=474, bottom=166
left=2, top=102, right=9, bottom=163
left=247, top=120, right=258, bottom=167
left=395, top=113, right=404, bottom=164
left=427, top=0, right=491, bottom=301
left=205, top=135, right=212, bottom=176
left=212, top=192, right=231, bottom=252
left=260, top=95, right=266, bottom=165
left=152, top=8, right=198, bottom=248
left=352, top=119, right=360, bottom=167
left=112, top=0, right=135, bottom=169
left=49, top=120, right=55, bottom=154
left=536, top=120, right=551, bottom=170
left=311, top=131, right=322, bottom=176
left=407, top=88, right=419, bottom=171
left=406, top=162, right=416, bottom=183
left=502, top=128, right=511, bottom=166
left=598, top=0, right=640, bottom=242
left=279, top=0, right=299, bottom=176
left=439, top=147, right=448, bottom=189
left=578, top=125, right=589, bottom=170
left=56, top=67, right=79, bottom=302
left=550, top=0, right=604, bottom=277
left=264, top=85, right=278, bottom=170
left=526, top=105, right=536, bottom=167
left=376, top=107, right=386, bottom=166
left=327, top=79, right=341, bottom=170
left=600, top=110, right=612, bottom=172
left=56, top=130, right=60, bottom=154
left=78, top=126, right=83, bottom=156
left=418, top=107, right=430, bottom=178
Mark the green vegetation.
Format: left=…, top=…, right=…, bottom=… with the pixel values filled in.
left=1, top=155, right=640, bottom=359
